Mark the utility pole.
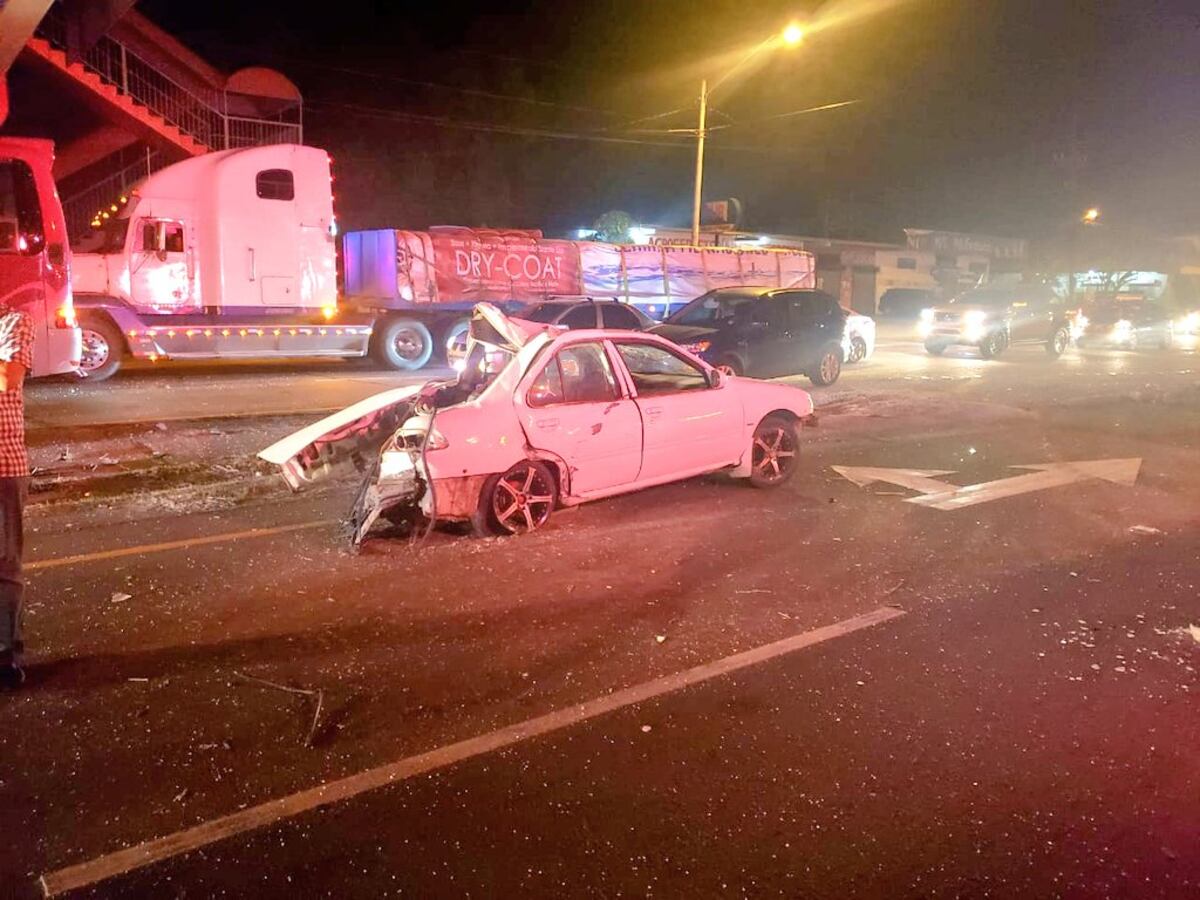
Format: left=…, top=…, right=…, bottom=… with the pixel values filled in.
left=691, top=79, right=708, bottom=246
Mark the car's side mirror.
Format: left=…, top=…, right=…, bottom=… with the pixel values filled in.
left=707, top=369, right=724, bottom=388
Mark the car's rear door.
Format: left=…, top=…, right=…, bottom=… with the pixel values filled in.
left=782, top=290, right=842, bottom=373
left=1009, top=289, right=1054, bottom=341
left=518, top=340, right=642, bottom=495
left=612, top=340, right=743, bottom=482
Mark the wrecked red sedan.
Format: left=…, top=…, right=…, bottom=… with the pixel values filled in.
left=260, top=304, right=815, bottom=545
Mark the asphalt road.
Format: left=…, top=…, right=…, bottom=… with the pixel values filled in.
left=3, top=326, right=1198, bottom=897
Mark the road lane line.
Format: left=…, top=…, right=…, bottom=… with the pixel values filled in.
left=26, top=520, right=335, bottom=572
left=38, top=605, right=906, bottom=896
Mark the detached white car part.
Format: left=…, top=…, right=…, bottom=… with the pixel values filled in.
left=260, top=304, right=815, bottom=545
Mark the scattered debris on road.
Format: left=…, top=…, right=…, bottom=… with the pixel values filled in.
left=1128, top=524, right=1164, bottom=535
left=233, top=670, right=325, bottom=747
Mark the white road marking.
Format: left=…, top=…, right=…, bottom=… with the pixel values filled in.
left=38, top=606, right=906, bottom=897
left=833, top=458, right=1142, bottom=510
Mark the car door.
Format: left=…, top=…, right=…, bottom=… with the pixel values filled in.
left=519, top=340, right=642, bottom=495
left=782, top=291, right=841, bottom=373
left=1009, top=289, right=1052, bottom=342
left=613, top=340, right=743, bottom=482
left=738, top=293, right=793, bottom=377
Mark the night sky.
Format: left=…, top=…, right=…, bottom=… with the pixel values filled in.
left=140, top=0, right=1200, bottom=242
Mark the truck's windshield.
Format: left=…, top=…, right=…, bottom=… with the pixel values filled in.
left=73, top=215, right=131, bottom=254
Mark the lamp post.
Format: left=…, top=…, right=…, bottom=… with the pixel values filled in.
left=690, top=22, right=804, bottom=245
left=1069, top=207, right=1100, bottom=301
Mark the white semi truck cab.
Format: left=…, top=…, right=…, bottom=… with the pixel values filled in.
left=71, top=144, right=377, bottom=379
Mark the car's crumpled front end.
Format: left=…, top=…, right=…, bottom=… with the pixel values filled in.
left=259, top=303, right=553, bottom=547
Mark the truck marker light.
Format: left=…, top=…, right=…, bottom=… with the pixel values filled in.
left=221, top=329, right=231, bottom=337
left=273, top=329, right=282, bottom=336
left=239, top=329, right=248, bottom=337
left=321, top=304, right=336, bottom=320
left=128, top=330, right=138, bottom=338
left=204, top=329, right=213, bottom=337
left=167, top=330, right=176, bottom=338
left=55, top=306, right=77, bottom=329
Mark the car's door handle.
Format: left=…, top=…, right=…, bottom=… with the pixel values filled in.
left=536, top=418, right=559, bottom=430
left=644, top=406, right=663, bottom=420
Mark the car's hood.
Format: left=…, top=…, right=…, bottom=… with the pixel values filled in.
left=651, top=323, right=718, bottom=343
left=476, top=302, right=550, bottom=349
left=258, top=384, right=432, bottom=490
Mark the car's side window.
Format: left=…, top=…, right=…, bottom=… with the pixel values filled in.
left=785, top=292, right=821, bottom=323
left=601, top=304, right=642, bottom=330
left=560, top=305, right=598, bottom=329
left=615, top=342, right=709, bottom=396
left=529, top=342, right=618, bottom=407
left=528, top=357, right=565, bottom=408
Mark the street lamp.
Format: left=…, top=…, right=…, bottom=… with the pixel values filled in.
left=1082, top=207, right=1100, bottom=225
left=691, top=23, right=804, bottom=245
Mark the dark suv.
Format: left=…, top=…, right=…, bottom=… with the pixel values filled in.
left=919, top=284, right=1072, bottom=359
left=651, top=287, right=847, bottom=385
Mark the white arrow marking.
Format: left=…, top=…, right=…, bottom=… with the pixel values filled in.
left=830, top=466, right=957, bottom=494
left=833, top=458, right=1142, bottom=511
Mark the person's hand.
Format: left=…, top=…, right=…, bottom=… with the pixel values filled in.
left=0, top=361, right=26, bottom=393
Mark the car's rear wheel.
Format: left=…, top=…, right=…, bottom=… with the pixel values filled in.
left=978, top=330, right=1007, bottom=359
left=715, top=355, right=743, bottom=377
left=749, top=415, right=799, bottom=488
left=808, top=345, right=842, bottom=386
left=848, top=336, right=868, bottom=363
left=1046, top=326, right=1070, bottom=358
left=475, top=460, right=557, bottom=536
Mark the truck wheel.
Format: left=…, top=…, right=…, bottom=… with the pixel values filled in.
left=78, top=314, right=125, bottom=382
left=443, top=318, right=471, bottom=368
left=373, top=318, right=434, bottom=371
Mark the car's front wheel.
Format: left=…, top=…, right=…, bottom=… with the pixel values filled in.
left=978, top=330, right=1007, bottom=359
left=749, top=415, right=800, bottom=488
left=808, top=345, right=842, bottom=386
left=715, top=355, right=743, bottom=377
left=474, top=460, right=557, bottom=536
left=1046, top=326, right=1070, bottom=358
left=924, top=340, right=948, bottom=356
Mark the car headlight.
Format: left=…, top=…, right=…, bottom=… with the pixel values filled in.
left=1178, top=311, right=1199, bottom=333
left=1111, top=319, right=1133, bottom=339
left=684, top=340, right=711, bottom=355
left=961, top=309, right=988, bottom=341
left=379, top=449, right=415, bottom=480
left=917, top=308, right=935, bottom=337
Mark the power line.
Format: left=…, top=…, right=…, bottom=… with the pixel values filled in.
left=290, top=60, right=616, bottom=118
left=305, top=99, right=785, bottom=155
